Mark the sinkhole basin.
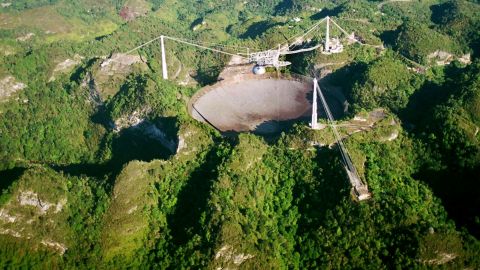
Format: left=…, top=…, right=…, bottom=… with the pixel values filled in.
left=189, top=74, right=314, bottom=134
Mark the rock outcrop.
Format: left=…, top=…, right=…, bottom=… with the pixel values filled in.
left=0, top=168, right=70, bottom=255
left=0, top=76, right=26, bottom=102
left=214, top=245, right=255, bottom=269
left=49, top=54, right=83, bottom=81
left=93, top=53, right=148, bottom=99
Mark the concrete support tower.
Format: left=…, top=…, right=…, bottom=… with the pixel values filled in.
left=310, top=78, right=319, bottom=129
left=160, top=35, right=168, bottom=80
left=325, top=16, right=330, bottom=53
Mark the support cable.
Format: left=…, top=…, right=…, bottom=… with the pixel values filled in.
left=123, top=16, right=377, bottom=61
left=331, top=17, right=384, bottom=49
left=268, top=17, right=327, bottom=51
left=124, top=34, right=248, bottom=59
left=124, top=36, right=164, bottom=54
left=167, top=36, right=253, bottom=50
left=165, top=36, right=247, bottom=58
left=281, top=44, right=322, bottom=55
left=329, top=18, right=353, bottom=37
left=287, top=17, right=327, bottom=47
left=315, top=79, right=362, bottom=182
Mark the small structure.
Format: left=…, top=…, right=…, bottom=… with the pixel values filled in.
left=323, top=16, right=344, bottom=54
left=248, top=50, right=291, bottom=68
left=252, top=65, right=266, bottom=75
left=324, top=37, right=344, bottom=54
left=346, top=167, right=372, bottom=201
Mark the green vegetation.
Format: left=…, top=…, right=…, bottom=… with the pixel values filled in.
left=395, top=20, right=463, bottom=65
left=0, top=75, right=106, bottom=170
left=0, top=166, right=108, bottom=268
left=1, top=0, right=59, bottom=11
left=0, top=0, right=479, bottom=268
left=349, top=53, right=423, bottom=112
left=431, top=0, right=480, bottom=55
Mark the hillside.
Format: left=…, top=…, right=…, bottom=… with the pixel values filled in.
left=0, top=0, right=479, bottom=268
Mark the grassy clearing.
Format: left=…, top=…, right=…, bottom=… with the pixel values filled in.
left=45, top=20, right=118, bottom=43
left=153, top=0, right=182, bottom=23
left=0, top=6, right=72, bottom=33
left=0, top=6, right=118, bottom=43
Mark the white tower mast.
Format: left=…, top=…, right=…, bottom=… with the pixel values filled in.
left=160, top=35, right=168, bottom=80
left=325, top=16, right=330, bottom=53
left=311, top=78, right=319, bottom=129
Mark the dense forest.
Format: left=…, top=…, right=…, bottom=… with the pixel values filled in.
left=0, top=0, right=479, bottom=268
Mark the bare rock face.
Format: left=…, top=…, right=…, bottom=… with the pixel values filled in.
left=422, top=252, right=458, bottom=266
left=41, top=240, right=67, bottom=255
left=82, top=72, right=103, bottom=106
left=100, top=53, right=145, bottom=75
left=427, top=50, right=471, bottom=66
left=49, top=54, right=83, bottom=81
left=113, top=107, right=152, bottom=132
left=0, top=209, right=16, bottom=223
left=381, top=129, right=399, bottom=142
left=458, top=53, right=471, bottom=65
left=16, top=33, right=35, bottom=42
left=176, top=133, right=187, bottom=153
left=142, top=123, right=177, bottom=153
left=94, top=53, right=148, bottom=99
left=0, top=76, right=27, bottom=102
left=18, top=191, right=66, bottom=215
left=214, top=245, right=254, bottom=269
left=428, top=50, right=453, bottom=66
left=0, top=189, right=68, bottom=254
left=112, top=109, right=179, bottom=154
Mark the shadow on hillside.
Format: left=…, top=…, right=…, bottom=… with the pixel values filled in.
left=167, top=145, right=227, bottom=249
left=254, top=120, right=287, bottom=135
left=429, top=2, right=451, bottom=25
left=414, top=166, right=480, bottom=238
left=399, top=63, right=464, bottom=126
left=239, top=21, right=283, bottom=39
left=70, top=58, right=98, bottom=83
left=320, top=61, right=368, bottom=104
left=294, top=147, right=350, bottom=233
left=190, top=17, right=204, bottom=30
left=401, top=63, right=480, bottom=238
left=193, top=65, right=225, bottom=86
left=0, top=167, right=26, bottom=193
left=379, top=28, right=399, bottom=49
left=317, top=65, right=366, bottom=120
left=52, top=125, right=173, bottom=182
left=310, top=6, right=344, bottom=21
